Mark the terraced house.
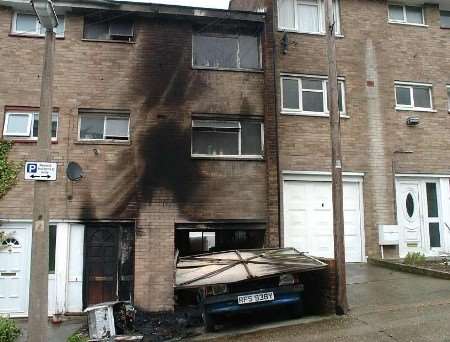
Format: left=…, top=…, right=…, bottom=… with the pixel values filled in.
left=231, top=0, right=450, bottom=261
left=1, top=0, right=450, bottom=318
left=0, top=0, right=278, bottom=316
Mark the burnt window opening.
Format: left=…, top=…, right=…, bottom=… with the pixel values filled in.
left=84, top=14, right=135, bottom=42
left=191, top=119, right=264, bottom=158
left=193, top=30, right=261, bottom=70
left=175, top=222, right=266, bottom=257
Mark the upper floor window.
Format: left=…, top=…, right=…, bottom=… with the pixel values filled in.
left=3, top=110, right=58, bottom=140
left=281, top=76, right=346, bottom=116
left=84, top=15, right=135, bottom=42
left=193, top=32, right=261, bottom=70
left=78, top=111, right=130, bottom=141
left=278, top=0, right=341, bottom=35
left=441, top=11, right=450, bottom=28
left=12, top=12, right=65, bottom=37
left=395, top=82, right=433, bottom=111
left=191, top=119, right=263, bottom=158
left=388, top=4, right=424, bottom=25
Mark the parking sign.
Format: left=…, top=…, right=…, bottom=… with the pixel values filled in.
left=24, top=162, right=57, bottom=181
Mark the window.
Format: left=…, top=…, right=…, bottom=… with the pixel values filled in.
left=193, top=33, right=261, bottom=70
left=49, top=225, right=57, bottom=274
left=447, top=86, right=450, bottom=112
left=191, top=119, right=263, bottom=158
left=12, top=12, right=65, bottom=37
left=79, top=111, right=130, bottom=141
left=84, top=15, right=135, bottom=41
left=441, top=11, right=450, bottom=28
left=3, top=111, right=58, bottom=140
left=388, top=4, right=424, bottom=25
left=394, top=82, right=433, bottom=111
left=278, top=0, right=341, bottom=35
left=281, top=76, right=346, bottom=116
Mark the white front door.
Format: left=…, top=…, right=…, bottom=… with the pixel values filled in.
left=283, top=178, right=364, bottom=262
left=0, top=225, right=31, bottom=317
left=396, top=179, right=444, bottom=257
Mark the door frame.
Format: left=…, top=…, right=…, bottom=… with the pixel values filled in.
left=395, top=175, right=450, bottom=257
left=281, top=171, right=366, bottom=262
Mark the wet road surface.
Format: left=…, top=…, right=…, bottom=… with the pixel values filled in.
left=207, top=263, right=450, bottom=342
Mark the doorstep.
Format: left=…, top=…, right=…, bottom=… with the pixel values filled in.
left=368, top=258, right=450, bottom=280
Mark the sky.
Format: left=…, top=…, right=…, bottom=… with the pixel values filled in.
left=124, top=0, right=230, bottom=9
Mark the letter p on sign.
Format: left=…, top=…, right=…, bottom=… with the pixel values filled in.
left=27, top=163, right=38, bottom=173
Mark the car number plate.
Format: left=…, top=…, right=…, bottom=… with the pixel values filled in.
left=238, top=292, right=274, bottom=305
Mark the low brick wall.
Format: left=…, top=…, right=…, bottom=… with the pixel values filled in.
left=369, top=258, right=450, bottom=280
left=302, top=259, right=336, bottom=315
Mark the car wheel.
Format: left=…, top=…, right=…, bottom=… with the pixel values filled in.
left=202, top=311, right=216, bottom=332
left=290, top=302, right=305, bottom=318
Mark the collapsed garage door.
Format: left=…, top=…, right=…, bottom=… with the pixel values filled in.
left=283, top=176, right=364, bottom=262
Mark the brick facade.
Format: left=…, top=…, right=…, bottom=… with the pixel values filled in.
left=231, top=0, right=450, bottom=260
left=0, top=4, right=273, bottom=311
left=2, top=0, right=450, bottom=312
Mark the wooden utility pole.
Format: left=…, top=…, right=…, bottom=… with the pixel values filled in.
left=28, top=28, right=55, bottom=342
left=324, top=0, right=348, bottom=315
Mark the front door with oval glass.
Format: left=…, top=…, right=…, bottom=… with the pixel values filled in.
left=396, top=180, right=443, bottom=257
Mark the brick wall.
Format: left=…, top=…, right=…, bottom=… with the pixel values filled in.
left=0, top=7, right=271, bottom=311
left=264, top=0, right=450, bottom=259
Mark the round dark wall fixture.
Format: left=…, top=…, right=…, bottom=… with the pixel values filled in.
left=66, top=162, right=83, bottom=181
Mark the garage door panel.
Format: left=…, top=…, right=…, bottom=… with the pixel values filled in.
left=284, top=179, right=364, bottom=263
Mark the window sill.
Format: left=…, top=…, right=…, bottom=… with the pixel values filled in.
left=81, top=38, right=135, bottom=44
left=277, top=29, right=344, bottom=38
left=192, top=66, right=264, bottom=73
left=74, top=140, right=131, bottom=146
left=9, top=33, right=65, bottom=39
left=388, top=21, right=428, bottom=28
left=281, top=111, right=349, bottom=118
left=2, top=138, right=58, bottom=144
left=191, top=154, right=264, bottom=161
left=395, top=107, right=436, bottom=113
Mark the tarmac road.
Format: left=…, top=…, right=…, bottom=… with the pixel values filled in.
left=206, top=263, right=450, bottom=342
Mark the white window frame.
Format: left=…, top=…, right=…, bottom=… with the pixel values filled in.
left=281, top=74, right=347, bottom=117
left=3, top=111, right=58, bottom=140
left=78, top=113, right=130, bottom=142
left=192, top=32, right=262, bottom=71
left=191, top=119, right=264, bottom=159
left=387, top=4, right=426, bottom=27
left=11, top=12, right=65, bottom=37
left=278, top=0, right=341, bottom=35
left=394, top=81, right=434, bottom=112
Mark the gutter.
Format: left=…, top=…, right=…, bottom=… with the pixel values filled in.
left=0, top=0, right=265, bottom=22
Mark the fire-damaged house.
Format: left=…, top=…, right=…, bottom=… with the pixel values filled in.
left=0, top=0, right=279, bottom=316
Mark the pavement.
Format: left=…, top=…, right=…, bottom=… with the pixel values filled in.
left=15, top=316, right=86, bottom=342
left=200, top=263, right=450, bottom=341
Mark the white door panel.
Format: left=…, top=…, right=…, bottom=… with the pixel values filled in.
left=0, top=225, right=30, bottom=316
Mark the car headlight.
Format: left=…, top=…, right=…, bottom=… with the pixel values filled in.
left=279, top=273, right=299, bottom=286
left=205, top=284, right=228, bottom=296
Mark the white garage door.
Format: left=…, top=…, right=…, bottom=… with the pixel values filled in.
left=283, top=179, right=364, bottom=262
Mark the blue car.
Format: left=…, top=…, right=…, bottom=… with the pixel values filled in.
left=199, top=273, right=305, bottom=331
